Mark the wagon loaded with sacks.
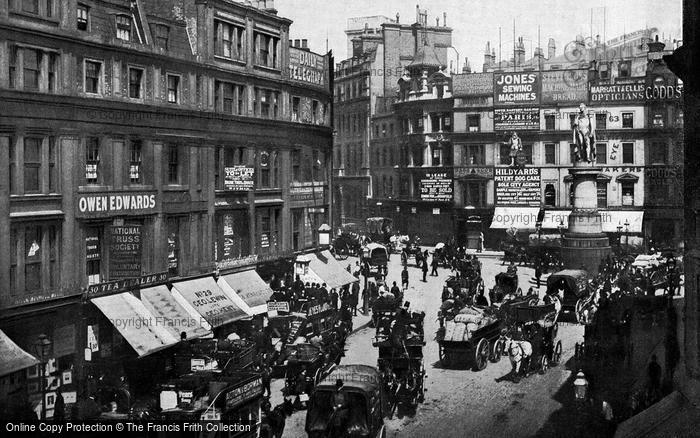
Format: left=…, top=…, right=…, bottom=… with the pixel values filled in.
left=436, top=306, right=505, bottom=371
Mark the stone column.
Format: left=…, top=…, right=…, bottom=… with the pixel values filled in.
left=561, top=162, right=611, bottom=273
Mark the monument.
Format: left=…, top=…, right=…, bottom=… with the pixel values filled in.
left=561, top=103, right=611, bottom=273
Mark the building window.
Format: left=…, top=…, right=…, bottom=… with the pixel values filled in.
left=622, top=142, right=634, bottom=164
left=129, top=140, right=142, bottom=184
left=500, top=143, right=511, bottom=165
left=622, top=112, right=634, bottom=128
left=255, top=32, right=279, bottom=68
left=463, top=182, right=486, bottom=207
left=153, top=24, right=169, bottom=49
left=84, top=60, right=102, bottom=94
left=544, top=184, right=556, bottom=207
left=596, top=143, right=607, bottom=164
left=291, top=96, right=300, bottom=122
left=522, top=144, right=533, bottom=165
left=544, top=143, right=556, bottom=164
left=116, top=15, right=132, bottom=41
left=618, top=61, right=631, bottom=78
left=128, top=67, right=143, bottom=99
left=23, top=49, right=40, bottom=90
left=166, top=74, right=179, bottom=103
left=8, top=46, right=17, bottom=89
left=215, top=81, right=245, bottom=115
left=312, top=100, right=320, bottom=124
left=167, top=217, right=181, bottom=277
left=85, top=226, right=102, bottom=285
left=216, top=146, right=247, bottom=190
left=215, top=20, right=244, bottom=60
left=464, top=144, right=484, bottom=165
left=621, top=182, right=635, bottom=206
left=256, top=208, right=281, bottom=254
left=650, top=141, right=667, bottom=164
left=77, top=4, right=89, bottom=30
left=10, top=223, right=59, bottom=294
left=313, top=149, right=326, bottom=181
left=48, top=53, right=57, bottom=92
left=23, top=138, right=42, bottom=193
left=467, top=114, right=480, bottom=132
left=167, top=145, right=179, bottom=184
left=569, top=113, right=577, bottom=129
left=216, top=211, right=250, bottom=261
left=292, top=149, right=301, bottom=182
left=258, top=151, right=279, bottom=188
left=254, top=88, right=279, bottom=119
left=544, top=114, right=556, bottom=130
left=48, top=137, right=56, bottom=192
left=22, top=0, right=39, bottom=14
left=84, top=137, right=100, bottom=184
left=569, top=143, right=577, bottom=164
left=599, top=63, right=609, bottom=80
left=597, top=181, right=607, bottom=208
left=595, top=113, right=607, bottom=130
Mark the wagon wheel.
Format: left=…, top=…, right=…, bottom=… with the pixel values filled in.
left=552, top=323, right=559, bottom=341
left=490, top=338, right=503, bottom=363
left=474, top=338, right=489, bottom=371
left=540, top=354, right=549, bottom=374
left=552, top=340, right=563, bottom=366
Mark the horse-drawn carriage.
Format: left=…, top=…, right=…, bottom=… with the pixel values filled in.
left=372, top=309, right=426, bottom=416
left=444, top=269, right=485, bottom=304
left=361, top=243, right=390, bottom=276
left=333, top=232, right=363, bottom=260
left=489, top=272, right=519, bottom=304
left=281, top=342, right=340, bottom=408
left=366, top=217, right=393, bottom=245
left=370, top=294, right=401, bottom=328
left=436, top=305, right=505, bottom=370
left=547, top=269, right=592, bottom=322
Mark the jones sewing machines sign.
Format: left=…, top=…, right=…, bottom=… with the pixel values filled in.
left=420, top=171, right=453, bottom=201
left=76, top=191, right=157, bottom=218
left=494, top=72, right=540, bottom=106
left=495, top=167, right=541, bottom=206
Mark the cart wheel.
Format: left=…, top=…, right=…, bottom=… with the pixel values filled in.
left=490, top=339, right=502, bottom=363
left=474, top=338, right=489, bottom=371
left=540, top=354, right=549, bottom=374
left=552, top=340, right=563, bottom=366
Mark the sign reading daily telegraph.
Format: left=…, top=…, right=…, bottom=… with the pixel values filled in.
left=77, top=191, right=157, bottom=218
left=541, top=69, right=589, bottom=104
left=494, top=72, right=540, bottom=106
left=590, top=78, right=646, bottom=103
left=289, top=47, right=328, bottom=89
left=495, top=167, right=541, bottom=206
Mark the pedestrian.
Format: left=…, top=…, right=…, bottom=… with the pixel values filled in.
left=353, top=261, right=361, bottom=278
left=648, top=354, right=662, bottom=399
left=261, top=364, right=272, bottom=397
left=361, top=286, right=369, bottom=314
left=478, top=232, right=484, bottom=253
left=401, top=249, right=408, bottom=267
left=320, top=283, right=329, bottom=302
left=53, top=386, right=65, bottom=424
left=351, top=282, right=360, bottom=315
left=401, top=266, right=409, bottom=291
left=430, top=255, right=439, bottom=276
left=330, top=288, right=339, bottom=310
left=422, top=257, right=429, bottom=282
left=535, top=265, right=542, bottom=288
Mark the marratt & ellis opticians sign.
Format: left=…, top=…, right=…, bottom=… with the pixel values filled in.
left=76, top=191, right=158, bottom=218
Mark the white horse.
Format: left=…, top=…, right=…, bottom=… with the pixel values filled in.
left=506, top=338, right=533, bottom=379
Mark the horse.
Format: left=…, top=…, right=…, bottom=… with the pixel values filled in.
left=506, top=338, right=533, bottom=382
left=260, top=399, right=294, bottom=438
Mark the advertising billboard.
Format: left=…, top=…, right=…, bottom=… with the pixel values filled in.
left=420, top=171, right=453, bottom=201
left=590, top=78, right=646, bottom=103
left=289, top=47, right=328, bottom=89
left=495, top=167, right=541, bottom=206
left=452, top=73, right=494, bottom=97
left=494, top=107, right=540, bottom=131
left=494, top=72, right=540, bottom=106
left=541, top=69, right=589, bottom=104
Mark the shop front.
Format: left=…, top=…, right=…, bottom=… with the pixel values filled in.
left=218, top=269, right=275, bottom=317
left=0, top=330, right=40, bottom=416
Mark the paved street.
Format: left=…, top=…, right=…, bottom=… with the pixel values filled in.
left=274, top=251, right=585, bottom=438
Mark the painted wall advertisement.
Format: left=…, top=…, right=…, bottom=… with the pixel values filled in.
left=494, top=107, right=540, bottom=131
left=109, top=225, right=142, bottom=279
left=590, top=78, right=646, bottom=103
left=289, top=47, right=328, bottom=89
left=541, top=69, right=589, bottom=104
left=224, top=166, right=254, bottom=191
left=495, top=167, right=541, bottom=206
left=420, top=171, right=453, bottom=201
left=493, top=72, right=540, bottom=106
left=452, top=72, right=493, bottom=96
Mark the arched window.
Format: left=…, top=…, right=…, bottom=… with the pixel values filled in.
left=544, top=184, right=556, bottom=206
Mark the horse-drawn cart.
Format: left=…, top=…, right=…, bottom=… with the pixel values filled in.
left=436, top=306, right=505, bottom=370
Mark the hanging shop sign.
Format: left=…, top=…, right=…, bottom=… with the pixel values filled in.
left=267, top=301, right=290, bottom=313
left=452, top=72, right=493, bottom=96
left=289, top=47, right=328, bottom=89
left=541, top=69, right=589, bottom=104
left=420, top=171, right=453, bottom=201
left=494, top=107, right=540, bottom=131
left=224, top=166, right=255, bottom=191
left=494, top=72, right=540, bottom=106
left=454, top=167, right=494, bottom=179
left=109, top=225, right=142, bottom=279
left=590, top=78, right=646, bottom=103
left=495, top=167, right=541, bottom=206
left=645, top=74, right=683, bottom=101
left=76, top=191, right=157, bottom=218
left=290, top=184, right=325, bottom=202
left=84, top=272, right=168, bottom=298
left=225, top=378, right=263, bottom=410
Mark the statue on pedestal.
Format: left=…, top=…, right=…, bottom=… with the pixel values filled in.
left=507, top=132, right=522, bottom=167
left=572, top=103, right=597, bottom=163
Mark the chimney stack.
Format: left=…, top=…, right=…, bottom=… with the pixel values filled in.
left=463, top=57, right=471, bottom=73
left=443, top=12, right=446, bottom=27
left=648, top=34, right=666, bottom=52
left=302, top=39, right=308, bottom=50
left=294, top=39, right=300, bottom=48
left=396, top=12, right=399, bottom=23
left=515, top=36, right=526, bottom=66
left=484, top=41, right=492, bottom=69
left=436, top=17, right=439, bottom=27
left=547, top=38, right=556, bottom=59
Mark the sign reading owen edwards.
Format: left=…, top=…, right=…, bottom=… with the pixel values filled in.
left=77, top=191, right=157, bottom=218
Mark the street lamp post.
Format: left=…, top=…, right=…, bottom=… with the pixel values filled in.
left=558, top=219, right=565, bottom=268
left=34, top=334, right=52, bottom=421
left=623, top=220, right=630, bottom=254
left=616, top=223, right=623, bottom=254
left=536, top=222, right=543, bottom=272
left=573, top=370, right=589, bottom=437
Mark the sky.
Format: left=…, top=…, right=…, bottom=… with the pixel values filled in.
left=276, top=0, right=682, bottom=72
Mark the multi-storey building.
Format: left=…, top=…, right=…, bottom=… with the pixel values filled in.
left=0, top=0, right=332, bottom=415
left=333, top=7, right=453, bottom=231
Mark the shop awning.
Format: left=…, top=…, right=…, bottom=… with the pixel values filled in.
left=171, top=277, right=247, bottom=328
left=0, top=330, right=39, bottom=377
left=615, top=390, right=700, bottom=438
left=140, top=285, right=212, bottom=340
left=599, top=210, right=644, bottom=233
left=489, top=207, right=540, bottom=229
left=218, top=269, right=274, bottom=316
left=91, top=293, right=179, bottom=357
left=541, top=210, right=571, bottom=229
left=305, top=250, right=358, bottom=289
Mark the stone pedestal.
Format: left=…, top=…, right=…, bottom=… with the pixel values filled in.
left=561, top=164, right=611, bottom=274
